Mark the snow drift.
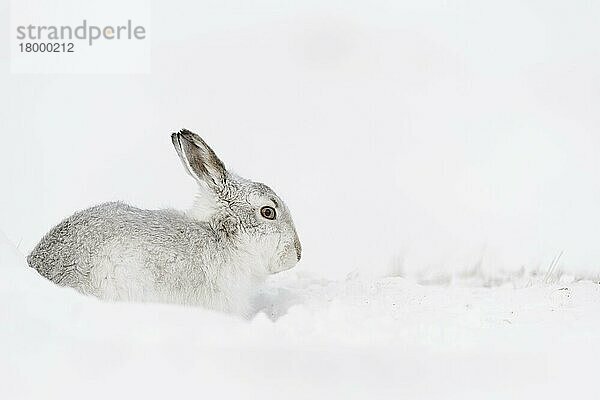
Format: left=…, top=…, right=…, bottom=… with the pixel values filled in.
left=2, top=235, right=599, bottom=399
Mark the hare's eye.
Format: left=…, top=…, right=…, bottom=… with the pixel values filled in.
left=260, top=206, right=276, bottom=220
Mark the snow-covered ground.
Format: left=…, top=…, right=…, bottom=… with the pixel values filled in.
left=2, top=236, right=599, bottom=400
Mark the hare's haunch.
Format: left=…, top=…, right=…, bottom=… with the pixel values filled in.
left=28, top=129, right=301, bottom=315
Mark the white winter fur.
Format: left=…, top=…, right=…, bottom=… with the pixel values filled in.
left=89, top=235, right=269, bottom=315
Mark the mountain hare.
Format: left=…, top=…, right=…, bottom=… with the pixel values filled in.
left=27, top=129, right=301, bottom=315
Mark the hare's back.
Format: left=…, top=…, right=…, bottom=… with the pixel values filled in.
left=27, top=201, right=210, bottom=293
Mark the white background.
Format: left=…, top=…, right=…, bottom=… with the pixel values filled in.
left=1, top=0, right=600, bottom=279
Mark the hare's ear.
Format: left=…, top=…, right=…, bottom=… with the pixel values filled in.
left=171, top=129, right=227, bottom=190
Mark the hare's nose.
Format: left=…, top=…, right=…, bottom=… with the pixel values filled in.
left=294, top=237, right=302, bottom=261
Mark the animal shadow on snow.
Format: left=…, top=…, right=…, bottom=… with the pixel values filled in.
left=250, top=286, right=304, bottom=321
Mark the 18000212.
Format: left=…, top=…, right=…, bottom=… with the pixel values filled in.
left=19, top=42, right=74, bottom=52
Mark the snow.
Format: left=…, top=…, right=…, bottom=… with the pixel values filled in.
left=2, top=236, right=599, bottom=399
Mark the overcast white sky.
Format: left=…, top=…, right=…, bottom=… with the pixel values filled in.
left=1, top=0, right=599, bottom=278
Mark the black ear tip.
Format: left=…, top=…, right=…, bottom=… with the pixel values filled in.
left=170, top=132, right=180, bottom=146
left=177, top=129, right=207, bottom=149
left=171, top=129, right=196, bottom=146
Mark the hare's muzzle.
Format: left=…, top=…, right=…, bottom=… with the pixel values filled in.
left=294, top=236, right=302, bottom=262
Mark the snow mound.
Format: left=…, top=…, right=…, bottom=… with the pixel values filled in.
left=1, top=239, right=600, bottom=399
